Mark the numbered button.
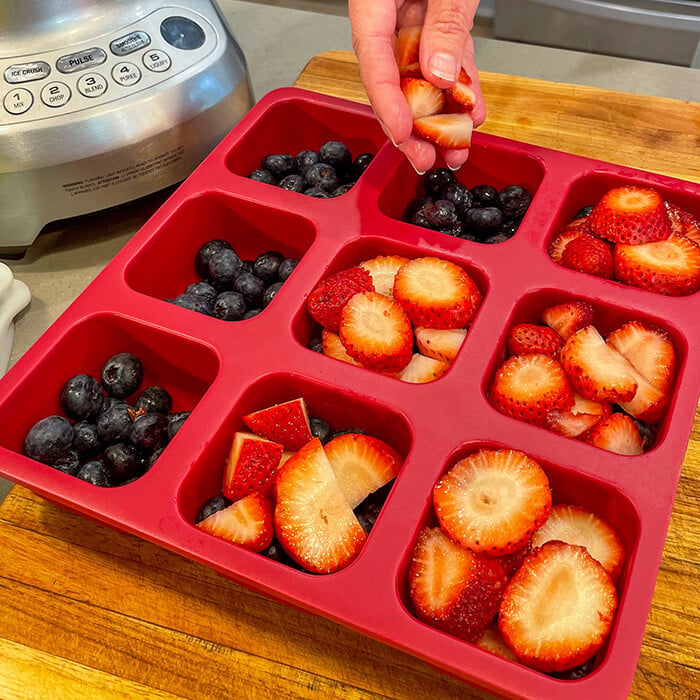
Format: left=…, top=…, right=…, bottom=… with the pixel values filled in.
left=41, top=81, right=71, bottom=108
left=77, top=72, right=108, bottom=98
left=112, top=61, right=141, bottom=87
left=143, top=49, right=172, bottom=73
left=3, top=88, right=33, bottom=115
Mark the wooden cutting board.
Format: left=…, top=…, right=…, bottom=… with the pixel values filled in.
left=0, top=51, right=697, bottom=700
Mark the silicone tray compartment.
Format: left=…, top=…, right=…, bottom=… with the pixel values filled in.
left=0, top=88, right=699, bottom=700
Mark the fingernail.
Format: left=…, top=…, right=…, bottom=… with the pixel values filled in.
left=377, top=118, right=398, bottom=147
left=428, top=52, right=458, bottom=83
left=414, top=167, right=427, bottom=176
left=447, top=162, right=463, bottom=171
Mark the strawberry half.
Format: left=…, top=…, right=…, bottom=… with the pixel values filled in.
left=393, top=257, right=482, bottom=329
left=243, top=397, right=314, bottom=451
left=339, top=292, right=413, bottom=372
left=274, top=438, right=366, bottom=573
left=586, top=412, right=644, bottom=455
left=547, top=228, right=588, bottom=264
left=414, top=326, right=466, bottom=363
left=395, top=25, right=422, bottom=70
left=541, top=300, right=595, bottom=340
left=488, top=353, right=574, bottom=427
left=408, top=527, right=508, bottom=643
left=398, top=353, right=450, bottom=383
left=197, top=492, right=274, bottom=552
left=307, top=266, right=374, bottom=332
left=444, top=81, right=476, bottom=113
left=506, top=323, right=564, bottom=358
left=401, top=78, right=445, bottom=119
left=359, top=255, right=410, bottom=297
left=222, top=431, right=284, bottom=501
left=321, top=329, right=361, bottom=366
left=560, top=325, right=638, bottom=403
left=498, top=540, right=618, bottom=673
left=433, top=448, right=552, bottom=556
left=413, top=113, right=473, bottom=150
left=560, top=233, right=614, bottom=279
left=588, top=186, right=672, bottom=244
left=323, top=433, right=401, bottom=508
left=614, top=235, right=700, bottom=296
left=531, top=504, right=625, bottom=582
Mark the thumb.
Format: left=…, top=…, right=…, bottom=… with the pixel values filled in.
left=420, top=0, right=479, bottom=88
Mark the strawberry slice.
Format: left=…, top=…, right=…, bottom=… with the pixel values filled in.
left=358, top=255, right=410, bottom=297
left=243, top=397, right=314, bottom=451
left=414, top=326, right=467, bottom=363
left=323, top=433, right=401, bottom=508
left=413, top=113, right=473, bottom=150
left=586, top=412, right=644, bottom=455
left=588, top=186, right=672, bottom=244
left=395, top=25, right=422, bottom=70
left=547, top=228, right=588, bottom=264
left=221, top=431, right=284, bottom=501
left=506, top=323, right=564, bottom=358
left=474, top=624, right=519, bottom=662
left=444, top=81, right=476, bottom=113
left=408, top=527, right=508, bottom=642
left=614, top=235, right=700, bottom=296
left=307, top=266, right=374, bottom=332
left=531, top=504, right=625, bottom=582
left=401, top=78, right=445, bottom=119
left=393, top=257, right=482, bottom=329
left=498, top=541, right=618, bottom=672
left=560, top=325, right=638, bottom=403
left=541, top=300, right=595, bottom=341
left=545, top=392, right=611, bottom=439
left=606, top=320, right=675, bottom=394
left=433, top=448, right=552, bottom=556
left=321, top=329, right=361, bottom=366
left=665, top=201, right=700, bottom=246
left=274, top=438, right=366, bottom=573
left=197, top=492, right=274, bottom=552
left=488, top=353, right=574, bottom=427
left=398, top=353, right=450, bottom=383
left=560, top=233, right=614, bottom=279
left=339, top=292, right=413, bottom=372
left=616, top=369, right=667, bottom=423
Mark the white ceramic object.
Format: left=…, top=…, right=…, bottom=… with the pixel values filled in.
left=0, top=263, right=31, bottom=376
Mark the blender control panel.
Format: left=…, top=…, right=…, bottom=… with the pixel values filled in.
left=1, top=7, right=219, bottom=124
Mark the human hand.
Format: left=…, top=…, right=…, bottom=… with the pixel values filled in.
left=349, top=0, right=484, bottom=174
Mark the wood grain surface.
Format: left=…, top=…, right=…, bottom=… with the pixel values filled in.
left=0, top=51, right=698, bottom=700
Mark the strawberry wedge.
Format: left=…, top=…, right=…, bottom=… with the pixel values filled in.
left=221, top=431, right=284, bottom=501
left=359, top=255, right=410, bottom=297
left=243, top=397, right=314, bottom=451
left=414, top=326, right=467, bottom=363
left=413, top=113, right=473, bottom=150
left=401, top=78, right=445, bottom=119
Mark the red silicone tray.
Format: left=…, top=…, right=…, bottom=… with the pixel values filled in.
left=1, top=87, right=699, bottom=699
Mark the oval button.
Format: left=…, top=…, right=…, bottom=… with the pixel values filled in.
left=143, top=49, right=172, bottom=73
left=77, top=72, right=108, bottom=98
left=3, top=88, right=33, bottom=115
left=111, top=61, right=141, bottom=87
left=40, top=81, right=71, bottom=108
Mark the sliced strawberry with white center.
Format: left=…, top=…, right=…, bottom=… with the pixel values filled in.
left=507, top=323, right=564, bottom=358
left=339, top=292, right=413, bottom=373
left=197, top=492, right=273, bottom=552
left=274, top=438, right=366, bottom=573
left=586, top=412, right=644, bottom=455
left=665, top=201, right=700, bottom=246
left=499, top=540, right=618, bottom=673
left=488, top=353, right=574, bottom=427
left=401, top=78, right=445, bottom=119
left=474, top=624, right=519, bottom=662
left=617, top=368, right=667, bottom=423
left=444, top=81, right=476, bottom=113
left=398, top=353, right=450, bottom=383
left=243, top=397, right=314, bottom=451
left=307, top=266, right=374, bottom=332
left=413, top=113, right=473, bottom=150
left=321, top=329, right=362, bottom=366
left=323, top=433, right=401, bottom=508
left=531, top=504, right=625, bottom=582
left=560, top=325, right=638, bottom=403
left=409, top=527, right=508, bottom=643
left=614, top=235, right=700, bottom=296
left=359, top=255, right=410, bottom=297
left=433, top=448, right=552, bottom=556
left=547, top=228, right=588, bottom=264
left=541, top=300, right=595, bottom=340
left=414, top=326, right=467, bottom=363
left=222, top=431, right=284, bottom=501
left=393, top=257, right=482, bottom=329
left=395, top=25, right=422, bottom=70
left=545, top=392, right=611, bottom=439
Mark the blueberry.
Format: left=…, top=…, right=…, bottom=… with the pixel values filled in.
left=351, top=152, right=374, bottom=179
left=60, top=373, right=104, bottom=421
left=308, top=335, right=323, bottom=353
left=213, top=291, right=246, bottom=321
left=424, top=168, right=456, bottom=198
left=441, top=183, right=473, bottom=218
left=196, top=493, right=232, bottom=523
left=52, top=449, right=81, bottom=476
left=97, top=403, right=133, bottom=445
left=253, top=251, right=285, bottom=283
left=304, top=186, right=331, bottom=198
left=239, top=260, right=254, bottom=275
left=411, top=210, right=432, bottom=230
left=458, top=230, right=480, bottom=242
left=143, top=446, right=165, bottom=472
left=549, top=656, right=596, bottom=680
left=574, top=205, right=595, bottom=219
left=136, top=386, right=172, bottom=415
left=23, top=415, right=74, bottom=465
left=318, top=141, right=352, bottom=174
left=248, top=168, right=276, bottom=185
left=295, top=149, right=319, bottom=173
left=463, top=207, right=504, bottom=237
left=242, top=308, right=262, bottom=320
left=633, top=418, right=657, bottom=451
left=355, top=510, right=375, bottom=535
left=171, top=293, right=212, bottom=315
left=260, top=153, right=296, bottom=180
left=208, top=248, right=242, bottom=288
left=425, top=200, right=459, bottom=230
left=499, top=185, right=531, bottom=220
left=304, top=162, right=339, bottom=193
left=483, top=232, right=511, bottom=244
left=329, top=427, right=366, bottom=440
left=186, top=281, right=218, bottom=307
left=194, top=239, right=233, bottom=279
left=471, top=184, right=499, bottom=207
left=167, top=411, right=190, bottom=441
left=99, top=396, right=126, bottom=416
left=260, top=538, right=300, bottom=567
left=233, top=271, right=265, bottom=306
left=309, top=416, right=331, bottom=444
left=101, top=352, right=143, bottom=399
left=72, top=421, right=102, bottom=459
left=403, top=195, right=433, bottom=223
left=279, top=174, right=305, bottom=193
left=130, top=413, right=168, bottom=451
left=277, top=258, right=298, bottom=281
left=104, top=442, right=140, bottom=484
left=498, top=220, right=520, bottom=239
left=262, top=281, right=284, bottom=307
left=77, top=460, right=111, bottom=487
left=331, top=183, right=354, bottom=197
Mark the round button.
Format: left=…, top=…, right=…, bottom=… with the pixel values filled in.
left=160, top=16, right=206, bottom=50
left=142, top=49, right=172, bottom=73
left=77, top=72, right=108, bottom=98
left=40, top=81, right=71, bottom=108
left=112, top=61, right=142, bottom=87
left=3, top=87, right=33, bottom=115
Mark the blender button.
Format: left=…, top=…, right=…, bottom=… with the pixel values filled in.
left=110, top=31, right=151, bottom=56
left=4, top=61, right=51, bottom=84
left=111, top=62, right=142, bottom=87
left=143, top=50, right=172, bottom=73
left=77, top=73, right=108, bottom=98
left=3, top=88, right=33, bottom=115
left=40, top=81, right=71, bottom=108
